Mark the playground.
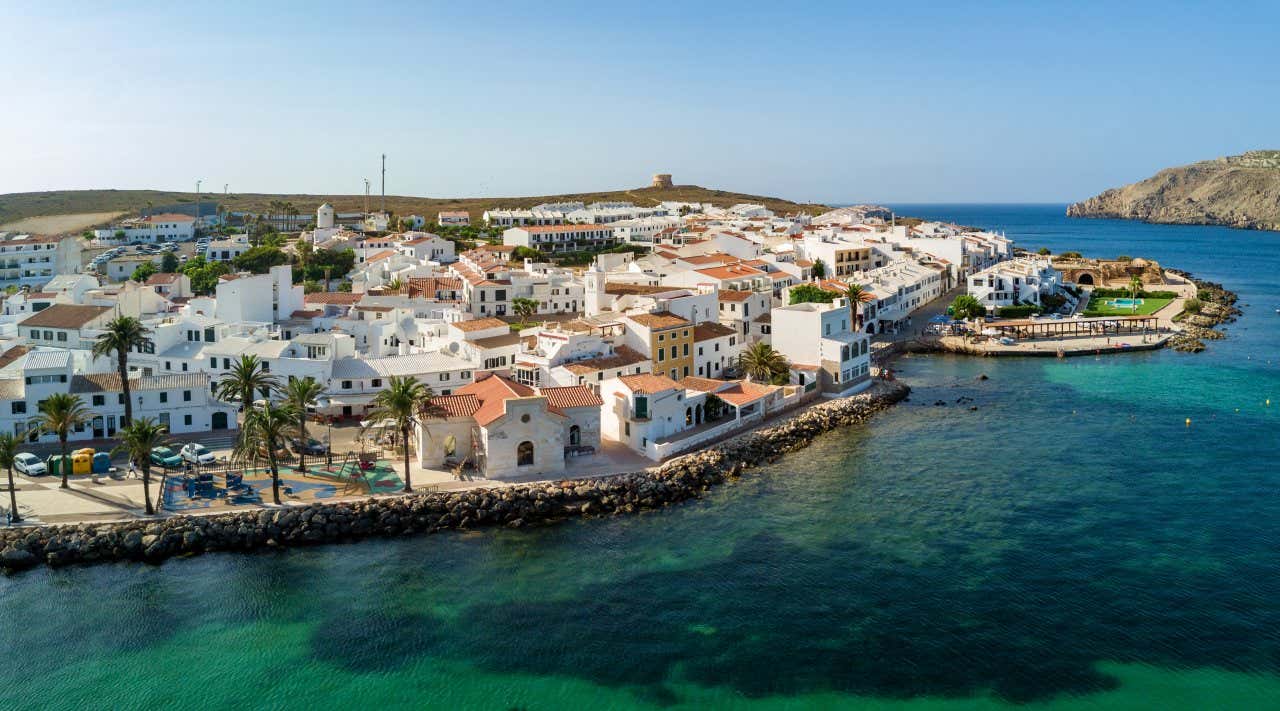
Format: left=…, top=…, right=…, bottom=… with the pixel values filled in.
left=162, top=453, right=403, bottom=512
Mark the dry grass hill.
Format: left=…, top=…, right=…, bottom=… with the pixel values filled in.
left=0, top=184, right=831, bottom=234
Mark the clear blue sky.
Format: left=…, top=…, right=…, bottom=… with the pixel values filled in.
left=3, top=1, right=1277, bottom=203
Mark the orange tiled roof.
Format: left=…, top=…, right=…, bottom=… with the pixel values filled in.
left=617, top=373, right=681, bottom=394
left=451, top=317, right=508, bottom=333
left=425, top=393, right=481, bottom=419
left=627, top=311, right=690, bottom=329
left=562, top=345, right=648, bottom=375
left=305, top=292, right=363, bottom=305
left=540, top=385, right=604, bottom=411
left=456, top=372, right=539, bottom=426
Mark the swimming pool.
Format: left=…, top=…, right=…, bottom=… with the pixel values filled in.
left=1107, top=297, right=1145, bottom=307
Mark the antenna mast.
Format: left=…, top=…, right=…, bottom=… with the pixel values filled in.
left=380, top=153, right=386, bottom=213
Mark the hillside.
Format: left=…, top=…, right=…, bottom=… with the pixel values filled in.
left=0, top=184, right=830, bottom=233
left=1067, top=151, right=1280, bottom=231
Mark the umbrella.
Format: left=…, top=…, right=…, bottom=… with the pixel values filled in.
left=929, top=314, right=950, bottom=323
left=981, top=328, right=1001, bottom=336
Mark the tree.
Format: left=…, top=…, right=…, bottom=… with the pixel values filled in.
left=511, top=246, right=542, bottom=261
left=294, top=238, right=314, bottom=281
left=160, top=252, right=179, bottom=273
left=234, top=402, right=298, bottom=505
left=950, top=294, right=987, bottom=320
left=738, top=342, right=789, bottom=384
left=91, top=316, right=152, bottom=427
left=789, top=283, right=840, bottom=305
left=384, top=277, right=405, bottom=293
left=844, top=283, right=875, bottom=330
left=283, top=376, right=325, bottom=472
left=233, top=246, right=287, bottom=274
left=1037, top=247, right=1051, bottom=256
left=1059, top=251, right=1082, bottom=259
left=113, top=230, right=126, bottom=241
left=0, top=433, right=22, bottom=524
left=130, top=262, right=157, bottom=282
left=181, top=255, right=231, bottom=294
left=512, top=297, right=539, bottom=327
left=1129, top=274, right=1143, bottom=312
left=810, top=259, right=826, bottom=279
left=215, top=354, right=281, bottom=452
left=37, top=394, right=91, bottom=489
left=366, top=376, right=432, bottom=493
left=114, top=418, right=169, bottom=515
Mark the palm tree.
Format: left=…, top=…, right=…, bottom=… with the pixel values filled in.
left=512, top=297, right=538, bottom=328
left=295, top=237, right=314, bottom=277
left=215, top=354, right=281, bottom=427
left=91, top=316, right=152, bottom=427
left=37, top=394, right=92, bottom=489
left=1129, top=274, right=1143, bottom=313
left=234, top=402, right=298, bottom=505
left=0, top=433, right=22, bottom=524
left=283, top=376, right=325, bottom=472
left=366, top=376, right=432, bottom=493
left=114, top=418, right=169, bottom=516
left=385, top=277, right=405, bottom=293
left=843, top=283, right=875, bottom=331
left=738, top=342, right=789, bottom=384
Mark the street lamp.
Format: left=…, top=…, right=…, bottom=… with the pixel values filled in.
left=195, top=180, right=202, bottom=228
left=317, top=396, right=333, bottom=467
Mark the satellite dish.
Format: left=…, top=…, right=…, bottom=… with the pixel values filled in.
left=447, top=342, right=459, bottom=354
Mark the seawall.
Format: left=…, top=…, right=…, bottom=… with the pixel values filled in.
left=1, top=381, right=909, bottom=574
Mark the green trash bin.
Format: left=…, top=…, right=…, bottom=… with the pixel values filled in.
left=46, top=454, right=70, bottom=478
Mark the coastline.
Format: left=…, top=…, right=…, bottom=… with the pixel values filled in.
left=0, top=381, right=909, bottom=574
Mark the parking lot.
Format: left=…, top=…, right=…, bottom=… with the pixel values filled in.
left=82, top=237, right=207, bottom=276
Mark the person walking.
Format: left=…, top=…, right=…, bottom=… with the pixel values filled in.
left=128, top=459, right=137, bottom=480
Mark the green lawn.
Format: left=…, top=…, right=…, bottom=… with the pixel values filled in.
left=1082, top=296, right=1175, bottom=316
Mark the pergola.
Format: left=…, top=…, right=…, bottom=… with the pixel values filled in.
left=983, top=315, right=1160, bottom=340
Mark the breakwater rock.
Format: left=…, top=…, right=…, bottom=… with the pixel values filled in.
left=1, top=381, right=909, bottom=574
left=1167, top=270, right=1240, bottom=353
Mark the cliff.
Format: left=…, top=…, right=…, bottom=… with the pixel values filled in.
left=1067, top=151, right=1280, bottom=231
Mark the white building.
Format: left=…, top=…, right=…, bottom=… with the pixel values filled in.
left=94, top=214, right=195, bottom=244
left=437, top=211, right=470, bottom=227
left=770, top=298, right=871, bottom=397
left=206, top=234, right=252, bottom=262
left=0, top=234, right=82, bottom=290
left=967, top=257, right=1063, bottom=313
left=503, top=224, right=618, bottom=253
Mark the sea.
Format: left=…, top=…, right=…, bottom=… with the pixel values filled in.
left=2, top=205, right=1278, bottom=710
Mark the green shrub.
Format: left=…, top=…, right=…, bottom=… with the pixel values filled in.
left=997, top=305, right=1040, bottom=318
left=1183, top=298, right=1202, bottom=314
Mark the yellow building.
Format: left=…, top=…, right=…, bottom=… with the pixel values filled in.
left=626, top=311, right=695, bottom=381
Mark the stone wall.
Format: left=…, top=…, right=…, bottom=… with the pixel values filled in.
left=0, top=381, right=908, bottom=574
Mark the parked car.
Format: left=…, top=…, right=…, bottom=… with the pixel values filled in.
left=14, top=452, right=46, bottom=476
left=180, top=443, right=217, bottom=465
left=291, top=438, right=328, bottom=456
left=149, top=446, right=183, bottom=469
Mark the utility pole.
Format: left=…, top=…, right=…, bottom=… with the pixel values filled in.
left=195, top=180, right=202, bottom=231
left=380, top=153, right=386, bottom=213
left=364, top=179, right=370, bottom=215
left=221, top=184, right=228, bottom=227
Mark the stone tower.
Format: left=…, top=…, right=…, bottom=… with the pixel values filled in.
left=651, top=173, right=673, bottom=189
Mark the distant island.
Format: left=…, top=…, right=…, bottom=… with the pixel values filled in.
left=0, top=181, right=830, bottom=234
left=1067, top=150, right=1280, bottom=231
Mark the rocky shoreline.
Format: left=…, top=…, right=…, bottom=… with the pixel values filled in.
left=0, top=381, right=910, bottom=574
left=1165, top=270, right=1241, bottom=353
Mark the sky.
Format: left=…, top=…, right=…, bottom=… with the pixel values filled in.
left=2, top=1, right=1278, bottom=203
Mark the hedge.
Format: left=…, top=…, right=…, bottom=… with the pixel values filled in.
left=997, top=305, right=1040, bottom=318
left=1090, top=288, right=1178, bottom=299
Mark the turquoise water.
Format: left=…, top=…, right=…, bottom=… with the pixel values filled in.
left=1107, top=298, right=1142, bottom=307
left=3, top=206, right=1280, bottom=709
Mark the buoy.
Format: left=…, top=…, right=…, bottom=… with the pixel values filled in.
left=1185, top=418, right=1191, bottom=426
left=1267, top=399, right=1272, bottom=406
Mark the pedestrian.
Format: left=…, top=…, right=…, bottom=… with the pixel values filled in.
left=128, top=459, right=137, bottom=479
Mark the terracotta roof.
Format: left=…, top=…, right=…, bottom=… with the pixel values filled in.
left=717, top=290, right=754, bottom=302
left=753, top=313, right=772, bottom=324
left=366, top=250, right=396, bottom=263
left=291, top=309, right=323, bottom=319
left=627, top=311, right=690, bottom=329
left=617, top=373, right=681, bottom=394
left=602, top=282, right=670, bottom=296
left=456, top=372, right=539, bottom=426
left=304, top=292, right=362, bottom=305
left=472, top=333, right=523, bottom=349
left=424, top=393, right=481, bottom=419
left=452, top=317, right=508, bottom=333
left=680, top=377, right=774, bottom=406
left=19, top=304, right=111, bottom=329
left=27, top=292, right=56, bottom=299
left=146, top=273, right=180, bottom=285
left=70, top=372, right=210, bottom=394
left=438, top=211, right=469, bottom=218
left=0, top=345, right=31, bottom=369
left=678, top=376, right=728, bottom=392
left=693, top=322, right=737, bottom=341
left=696, top=264, right=766, bottom=280
left=562, top=345, right=648, bottom=375
left=540, top=385, right=604, bottom=411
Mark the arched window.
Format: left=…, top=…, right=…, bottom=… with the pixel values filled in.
left=443, top=434, right=457, bottom=457
left=517, top=441, right=534, bottom=466
left=569, top=425, right=581, bottom=446
left=685, top=407, right=693, bottom=425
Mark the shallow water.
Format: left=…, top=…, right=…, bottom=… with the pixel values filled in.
left=2, top=206, right=1278, bottom=709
